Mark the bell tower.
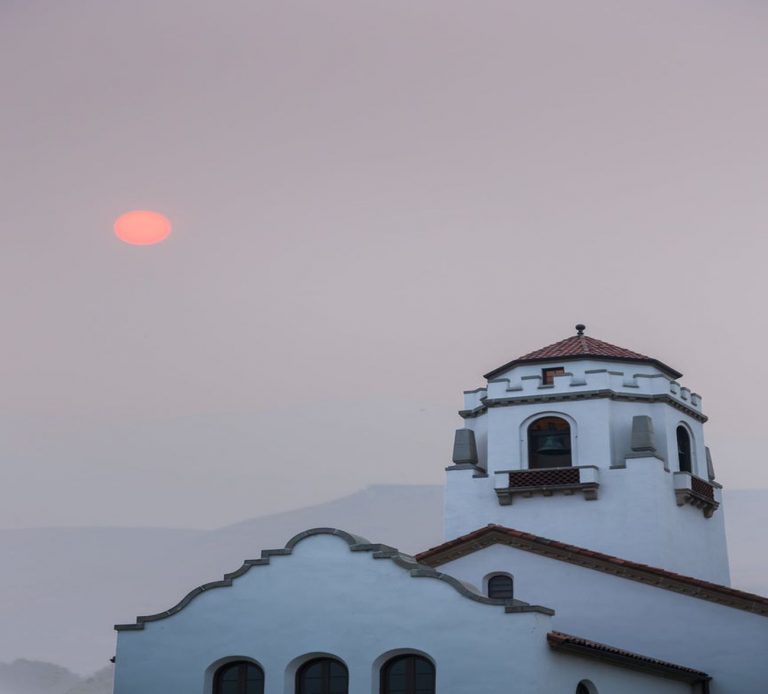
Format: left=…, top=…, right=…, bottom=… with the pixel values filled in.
left=444, top=326, right=730, bottom=585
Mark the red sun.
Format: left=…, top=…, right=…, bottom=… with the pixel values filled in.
left=114, top=210, right=172, bottom=245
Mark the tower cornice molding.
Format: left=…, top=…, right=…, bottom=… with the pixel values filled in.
left=459, top=389, right=708, bottom=423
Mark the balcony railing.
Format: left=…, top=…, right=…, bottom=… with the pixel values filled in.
left=494, top=466, right=599, bottom=505
left=673, top=472, right=721, bottom=518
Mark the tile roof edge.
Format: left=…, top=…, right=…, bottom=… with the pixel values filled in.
left=415, top=524, right=768, bottom=617
left=547, top=631, right=710, bottom=683
left=483, top=353, right=682, bottom=380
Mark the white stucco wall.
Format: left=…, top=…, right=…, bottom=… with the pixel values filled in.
left=449, top=359, right=730, bottom=583
left=113, top=531, right=693, bottom=694
left=445, top=457, right=729, bottom=584
left=440, top=543, right=768, bottom=694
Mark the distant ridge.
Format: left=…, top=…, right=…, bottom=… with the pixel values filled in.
left=0, top=485, right=443, bottom=674
left=0, top=661, right=112, bottom=694
left=0, top=485, right=763, bottom=675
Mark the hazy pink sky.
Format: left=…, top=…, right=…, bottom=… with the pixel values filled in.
left=1, top=0, right=767, bottom=528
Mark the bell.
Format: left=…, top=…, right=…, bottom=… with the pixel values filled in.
left=536, top=434, right=568, bottom=456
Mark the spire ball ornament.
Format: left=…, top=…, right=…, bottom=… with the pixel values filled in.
left=576, top=323, right=586, bottom=336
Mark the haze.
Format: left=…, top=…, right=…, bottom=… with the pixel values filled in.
left=1, top=0, right=768, bottom=530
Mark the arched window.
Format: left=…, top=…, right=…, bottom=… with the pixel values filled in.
left=677, top=426, right=692, bottom=474
left=297, top=658, right=348, bottom=694
left=528, top=417, right=572, bottom=469
left=213, top=660, right=264, bottom=694
left=381, top=654, right=435, bottom=694
left=487, top=574, right=514, bottom=599
left=576, top=681, right=597, bottom=694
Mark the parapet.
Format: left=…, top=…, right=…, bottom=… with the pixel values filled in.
left=461, top=366, right=703, bottom=421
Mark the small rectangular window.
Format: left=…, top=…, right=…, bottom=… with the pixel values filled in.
left=542, top=367, right=565, bottom=385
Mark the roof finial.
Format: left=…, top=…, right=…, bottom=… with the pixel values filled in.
left=575, top=323, right=586, bottom=336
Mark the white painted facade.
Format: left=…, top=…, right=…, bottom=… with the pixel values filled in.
left=113, top=331, right=767, bottom=693
left=446, top=357, right=730, bottom=584
left=113, top=531, right=696, bottom=694
left=438, top=543, right=767, bottom=694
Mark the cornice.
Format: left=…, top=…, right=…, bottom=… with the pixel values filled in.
left=459, top=389, right=707, bottom=423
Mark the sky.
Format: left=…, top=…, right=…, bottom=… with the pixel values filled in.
left=1, top=0, right=767, bottom=529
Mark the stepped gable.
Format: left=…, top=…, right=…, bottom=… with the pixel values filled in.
left=115, top=528, right=553, bottom=631
left=483, top=328, right=682, bottom=380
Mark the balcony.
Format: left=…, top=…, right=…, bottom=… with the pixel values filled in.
left=494, top=466, right=599, bottom=505
left=673, top=472, right=721, bottom=518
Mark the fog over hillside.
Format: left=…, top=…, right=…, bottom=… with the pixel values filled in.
left=0, top=485, right=442, bottom=676
left=0, top=661, right=112, bottom=694
left=0, top=484, right=765, bottom=681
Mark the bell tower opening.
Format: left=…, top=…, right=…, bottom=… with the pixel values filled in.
left=527, top=417, right=572, bottom=469
left=677, top=425, right=693, bottom=473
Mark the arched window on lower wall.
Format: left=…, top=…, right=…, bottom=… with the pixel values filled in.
left=380, top=654, right=435, bottom=694
left=576, top=680, right=597, bottom=694
left=297, top=657, right=348, bottom=694
left=213, top=660, right=264, bottom=694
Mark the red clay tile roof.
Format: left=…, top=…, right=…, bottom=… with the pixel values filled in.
left=547, top=631, right=710, bottom=683
left=415, top=524, right=768, bottom=617
left=520, top=335, right=650, bottom=362
left=483, top=333, right=682, bottom=380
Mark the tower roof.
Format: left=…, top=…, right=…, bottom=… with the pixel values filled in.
left=483, top=326, right=682, bottom=380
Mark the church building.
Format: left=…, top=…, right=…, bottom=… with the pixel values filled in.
left=113, top=327, right=768, bottom=693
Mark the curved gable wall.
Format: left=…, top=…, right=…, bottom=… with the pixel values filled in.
left=113, top=529, right=690, bottom=694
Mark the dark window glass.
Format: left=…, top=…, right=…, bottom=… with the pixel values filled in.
left=487, top=574, right=514, bottom=599
left=213, top=661, right=264, bottom=694
left=542, top=367, right=565, bottom=385
left=576, top=683, right=592, bottom=694
left=528, top=417, right=572, bottom=469
left=381, top=655, right=435, bottom=694
left=677, top=426, right=692, bottom=473
left=297, top=658, right=348, bottom=694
